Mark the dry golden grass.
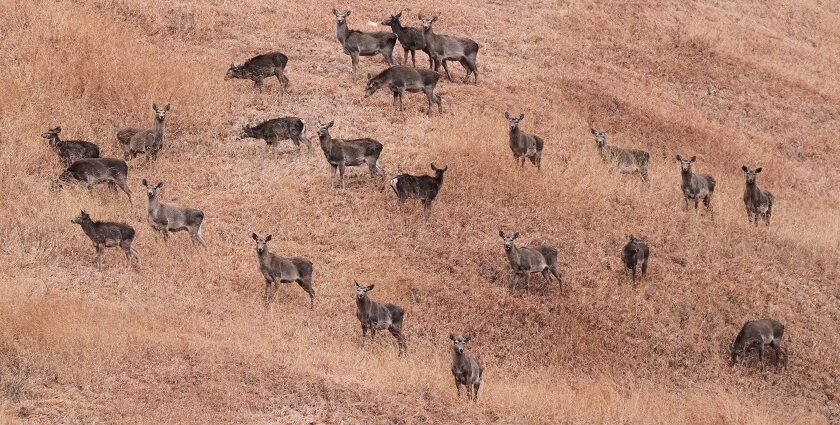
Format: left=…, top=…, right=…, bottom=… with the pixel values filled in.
left=1, top=0, right=839, bottom=423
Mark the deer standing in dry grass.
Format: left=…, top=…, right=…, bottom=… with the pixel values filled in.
left=239, top=117, right=311, bottom=154
left=730, top=319, right=787, bottom=371
left=354, top=281, right=406, bottom=357
left=381, top=11, right=430, bottom=68
left=41, top=126, right=101, bottom=166
left=364, top=66, right=442, bottom=115
left=251, top=233, right=315, bottom=309
left=315, top=120, right=384, bottom=190
left=418, top=14, right=479, bottom=84
left=54, top=158, right=133, bottom=204
left=390, top=163, right=447, bottom=218
left=676, top=155, right=716, bottom=213
left=590, top=128, right=649, bottom=181
left=225, top=52, right=289, bottom=93
left=498, top=231, right=563, bottom=294
left=142, top=180, right=206, bottom=246
left=333, top=9, right=397, bottom=75
left=117, top=103, right=170, bottom=161
left=505, top=112, right=544, bottom=169
left=621, top=234, right=649, bottom=284
left=71, top=210, right=140, bottom=271
left=741, top=165, right=774, bottom=226
left=449, top=334, right=484, bottom=402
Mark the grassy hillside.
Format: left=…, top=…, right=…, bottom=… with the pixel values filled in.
left=1, top=0, right=838, bottom=423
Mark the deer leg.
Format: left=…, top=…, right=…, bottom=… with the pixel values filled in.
left=338, top=163, right=346, bottom=190
left=329, top=165, right=337, bottom=187
left=350, top=51, right=360, bottom=75
left=441, top=60, right=454, bottom=82
left=466, top=384, right=473, bottom=401
left=390, top=327, right=406, bottom=357
left=397, top=90, right=405, bottom=111
left=410, top=49, right=417, bottom=67
left=473, top=382, right=480, bottom=402
left=263, top=280, right=272, bottom=307
left=455, top=382, right=462, bottom=398
left=422, top=199, right=431, bottom=219
left=192, top=226, right=207, bottom=247
left=298, top=278, right=315, bottom=309
left=254, top=79, right=264, bottom=93
left=95, top=245, right=104, bottom=271
left=542, top=269, right=552, bottom=286
left=392, top=91, right=399, bottom=107
left=631, top=266, right=637, bottom=284
left=360, top=325, right=367, bottom=348
left=524, top=273, right=531, bottom=294
left=550, top=267, right=563, bottom=293
left=403, top=48, right=410, bottom=66
left=509, top=272, right=519, bottom=291
left=468, top=58, right=478, bottom=84
left=641, top=260, right=648, bottom=278
left=459, top=58, right=471, bottom=83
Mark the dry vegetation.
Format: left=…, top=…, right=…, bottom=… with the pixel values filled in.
left=1, top=0, right=839, bottom=423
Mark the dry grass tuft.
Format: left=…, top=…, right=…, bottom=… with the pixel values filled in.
left=1, top=0, right=838, bottom=423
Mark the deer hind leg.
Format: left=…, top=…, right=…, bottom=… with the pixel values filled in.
left=397, top=90, right=405, bottom=111
left=422, top=199, right=432, bottom=219
left=191, top=225, right=207, bottom=247
left=298, top=277, right=315, bottom=309
left=441, top=60, right=454, bottom=82
left=338, top=163, right=346, bottom=190
left=459, top=58, right=472, bottom=83
left=455, top=382, right=462, bottom=398
left=350, top=51, right=360, bottom=75
left=254, top=78, right=264, bottom=93
left=360, top=324, right=368, bottom=348
left=473, top=381, right=480, bottom=401
left=275, top=71, right=288, bottom=92
left=389, top=326, right=406, bottom=357
left=466, top=383, right=473, bottom=401
left=410, top=49, right=417, bottom=67
left=95, top=245, right=104, bottom=271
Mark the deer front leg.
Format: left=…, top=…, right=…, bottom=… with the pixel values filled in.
left=95, top=245, right=104, bottom=271
left=338, top=163, right=346, bottom=190
left=455, top=382, right=462, bottom=398
left=360, top=324, right=368, bottom=348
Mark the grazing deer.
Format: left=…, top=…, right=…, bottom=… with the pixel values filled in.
left=41, top=126, right=100, bottom=165
left=741, top=165, right=774, bottom=226
left=382, top=11, right=430, bottom=68
left=54, top=158, right=133, bottom=204
left=71, top=210, right=140, bottom=271
left=730, top=319, right=787, bottom=371
left=314, top=120, right=384, bottom=190
left=590, top=128, right=650, bottom=181
left=676, top=155, right=716, bottom=212
left=417, top=14, right=479, bottom=84
left=449, top=334, right=484, bottom=402
left=332, top=9, right=397, bottom=75
left=239, top=117, right=311, bottom=153
left=251, top=233, right=315, bottom=309
left=225, top=52, right=289, bottom=93
left=505, top=113, right=544, bottom=169
left=498, top=231, right=563, bottom=293
left=117, top=103, right=170, bottom=161
left=621, top=234, right=649, bottom=284
left=354, top=281, right=406, bottom=357
left=390, top=163, right=447, bottom=218
left=142, top=180, right=206, bottom=246
left=364, top=66, right=442, bottom=115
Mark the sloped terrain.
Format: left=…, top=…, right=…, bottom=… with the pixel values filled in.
left=1, top=0, right=838, bottom=423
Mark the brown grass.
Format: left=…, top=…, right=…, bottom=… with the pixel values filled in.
left=1, top=0, right=838, bottom=423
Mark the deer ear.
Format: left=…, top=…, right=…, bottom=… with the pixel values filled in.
left=512, top=232, right=519, bottom=239
left=755, top=167, right=762, bottom=173
left=265, top=234, right=272, bottom=242
left=690, top=155, right=696, bottom=162
left=354, top=280, right=360, bottom=288
left=164, top=104, right=171, bottom=111
left=675, top=155, right=682, bottom=161
left=519, top=113, right=525, bottom=120
left=142, top=179, right=148, bottom=186
left=431, top=16, right=437, bottom=22
left=332, top=8, right=338, bottom=15
left=629, top=234, right=634, bottom=240
left=741, top=165, right=748, bottom=172
left=464, top=335, right=471, bottom=342
left=449, top=333, right=456, bottom=341
left=367, top=284, right=375, bottom=291
left=152, top=103, right=158, bottom=110
left=367, top=73, right=372, bottom=80
left=590, top=128, right=597, bottom=135
left=156, top=182, right=164, bottom=189
left=498, top=230, right=505, bottom=238
left=396, top=10, right=402, bottom=18
left=345, top=10, right=351, bottom=17
left=55, top=126, right=62, bottom=132
left=504, top=112, right=511, bottom=120
left=327, top=121, right=334, bottom=128
left=251, top=233, right=258, bottom=240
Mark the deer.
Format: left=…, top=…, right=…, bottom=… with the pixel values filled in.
left=390, top=163, right=447, bottom=218
left=449, top=334, right=484, bottom=402
left=225, top=52, right=289, bottom=93
left=314, top=120, right=384, bottom=190
left=239, top=117, right=311, bottom=154
left=71, top=210, right=140, bottom=271
left=354, top=281, right=406, bottom=357
left=142, top=180, right=206, bottom=246
left=417, top=14, right=480, bottom=84
left=676, top=155, right=716, bottom=212
left=505, top=113, right=544, bottom=169
left=364, top=66, right=442, bottom=116
left=621, top=234, right=649, bottom=284
left=381, top=11, right=430, bottom=68
left=251, top=233, right=315, bottom=309
left=116, top=103, right=170, bottom=161
left=498, top=230, right=563, bottom=294
left=53, top=158, right=133, bottom=204
left=41, top=126, right=100, bottom=166
left=741, top=165, right=774, bottom=226
left=730, top=319, right=787, bottom=371
left=332, top=9, right=397, bottom=75
left=589, top=128, right=650, bottom=181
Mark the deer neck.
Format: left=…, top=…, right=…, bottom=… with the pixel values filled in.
left=509, top=127, right=521, bottom=144
left=147, top=193, right=161, bottom=213
left=390, top=21, right=406, bottom=36
left=451, top=348, right=468, bottom=365
left=256, top=248, right=271, bottom=266
left=319, top=132, right=333, bottom=153
left=680, top=168, right=693, bottom=183
left=355, top=296, right=371, bottom=316
left=48, top=136, right=61, bottom=149
left=79, top=219, right=97, bottom=239
left=435, top=172, right=445, bottom=185
left=422, top=26, right=434, bottom=43
left=154, top=118, right=166, bottom=143
left=505, top=244, right=521, bottom=266
left=336, top=21, right=349, bottom=43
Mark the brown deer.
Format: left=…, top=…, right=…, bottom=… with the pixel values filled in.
left=505, top=113, right=544, bottom=169
left=142, top=180, right=206, bottom=246
left=381, top=11, right=430, bottom=68
left=590, top=128, right=649, bottom=181
left=676, top=155, right=716, bottom=213
left=225, top=52, right=289, bottom=93
left=354, top=281, right=406, bottom=357
left=741, top=165, right=774, bottom=226
left=730, top=319, right=787, bottom=371
left=498, top=230, right=563, bottom=294
left=621, top=235, right=649, bottom=284
left=417, top=14, right=479, bottom=84
left=314, top=120, right=384, bottom=190
left=41, top=126, right=101, bottom=166
left=117, top=103, right=170, bottom=161
left=53, top=158, right=133, bottom=205
left=251, top=233, right=315, bottom=309
left=333, top=9, right=397, bottom=75
left=390, top=163, right=447, bottom=218
left=449, top=334, right=484, bottom=402
left=71, top=210, right=140, bottom=271
left=364, top=66, right=442, bottom=115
